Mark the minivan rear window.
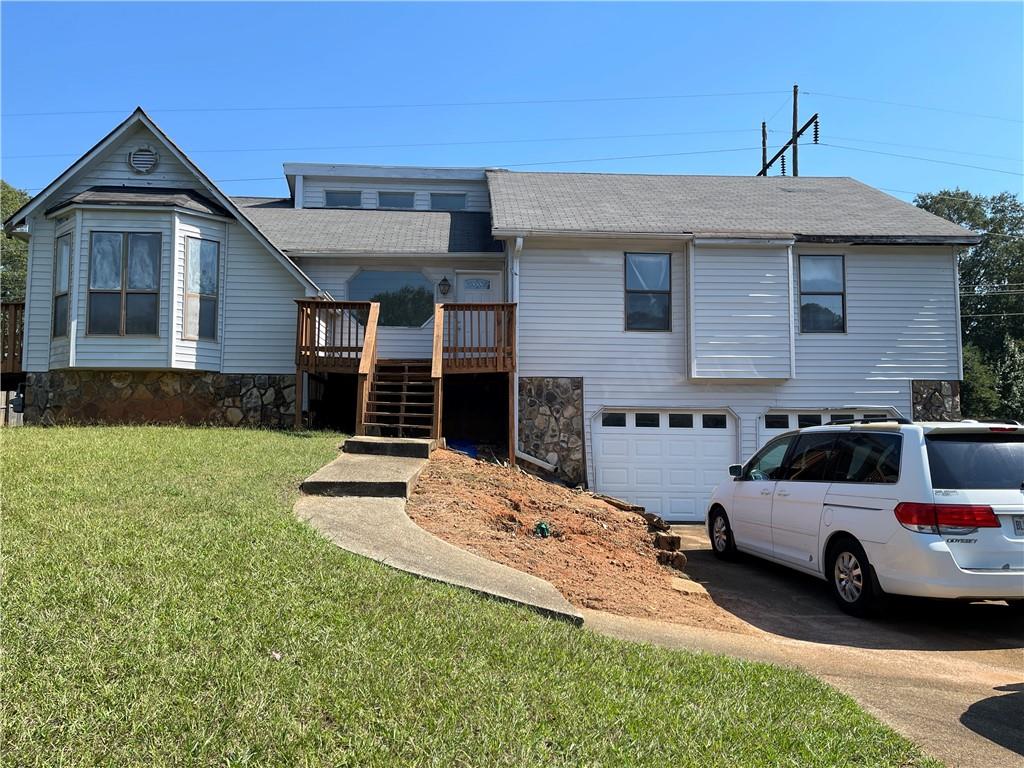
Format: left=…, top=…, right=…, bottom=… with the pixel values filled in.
left=925, top=433, right=1024, bottom=490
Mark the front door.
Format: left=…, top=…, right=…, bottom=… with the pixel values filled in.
left=456, top=271, right=501, bottom=303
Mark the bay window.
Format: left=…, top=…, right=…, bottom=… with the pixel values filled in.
left=52, top=233, right=71, bottom=338
left=185, top=237, right=220, bottom=340
left=88, top=232, right=161, bottom=336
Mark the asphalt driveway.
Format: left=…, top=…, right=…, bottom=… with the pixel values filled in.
left=586, top=526, right=1024, bottom=768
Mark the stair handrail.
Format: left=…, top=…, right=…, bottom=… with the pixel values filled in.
left=355, top=302, right=380, bottom=436
left=430, top=303, right=444, bottom=380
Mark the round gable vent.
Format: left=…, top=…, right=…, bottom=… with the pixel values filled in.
left=127, top=146, right=160, bottom=174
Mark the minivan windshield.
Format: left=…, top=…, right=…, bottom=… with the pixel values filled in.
left=925, top=433, right=1024, bottom=490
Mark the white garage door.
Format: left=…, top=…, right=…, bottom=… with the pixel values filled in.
left=592, top=410, right=736, bottom=522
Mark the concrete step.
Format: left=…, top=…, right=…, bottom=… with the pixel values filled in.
left=343, top=436, right=438, bottom=459
left=301, top=452, right=426, bottom=498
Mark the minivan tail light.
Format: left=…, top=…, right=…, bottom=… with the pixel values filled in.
left=894, top=502, right=999, bottom=534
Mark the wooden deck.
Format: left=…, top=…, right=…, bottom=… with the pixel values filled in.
left=1, top=301, right=25, bottom=376
left=295, top=300, right=516, bottom=453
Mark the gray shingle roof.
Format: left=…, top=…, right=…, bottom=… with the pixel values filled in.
left=232, top=197, right=501, bottom=253
left=47, top=186, right=230, bottom=217
left=485, top=171, right=978, bottom=243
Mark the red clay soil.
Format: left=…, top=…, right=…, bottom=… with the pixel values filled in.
left=407, top=449, right=752, bottom=634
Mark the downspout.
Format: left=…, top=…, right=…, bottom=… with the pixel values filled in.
left=511, top=236, right=523, bottom=456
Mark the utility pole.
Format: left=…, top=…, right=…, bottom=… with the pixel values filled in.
left=761, top=121, right=768, bottom=172
left=756, top=82, right=819, bottom=176
left=791, top=83, right=799, bottom=177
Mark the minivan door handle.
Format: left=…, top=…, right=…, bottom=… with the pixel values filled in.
left=776, top=490, right=790, bottom=497
left=760, top=489, right=772, bottom=496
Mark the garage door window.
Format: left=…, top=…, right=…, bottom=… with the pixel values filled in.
left=764, top=414, right=789, bottom=429
left=635, top=413, right=660, bottom=428
left=669, top=413, right=693, bottom=428
left=702, top=414, right=727, bottom=429
left=601, top=412, right=626, bottom=427
left=798, top=414, right=823, bottom=428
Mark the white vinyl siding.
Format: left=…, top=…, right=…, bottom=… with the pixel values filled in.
left=220, top=223, right=305, bottom=374
left=301, top=177, right=490, bottom=211
left=295, top=256, right=504, bottom=359
left=516, top=244, right=958, bottom=483
left=690, top=245, right=793, bottom=379
left=73, top=210, right=173, bottom=368
left=24, top=215, right=57, bottom=371
left=172, top=214, right=226, bottom=371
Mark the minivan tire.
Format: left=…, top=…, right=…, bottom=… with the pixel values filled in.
left=826, top=536, right=882, bottom=617
left=708, top=507, right=737, bottom=560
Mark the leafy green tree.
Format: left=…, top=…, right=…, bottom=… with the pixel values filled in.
left=1, top=181, right=30, bottom=302
left=916, top=190, right=1023, bottom=420
left=915, top=189, right=1023, bottom=358
left=995, top=336, right=1024, bottom=421
left=960, top=344, right=1001, bottom=419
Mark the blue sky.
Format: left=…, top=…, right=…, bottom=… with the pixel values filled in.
left=2, top=2, right=1021, bottom=203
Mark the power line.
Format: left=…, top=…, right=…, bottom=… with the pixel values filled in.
left=961, top=312, right=1024, bottom=318
left=1, top=127, right=759, bottom=161
left=781, top=132, right=1022, bottom=163
left=1, top=90, right=789, bottom=118
left=817, top=142, right=1024, bottom=176
left=803, top=90, right=1024, bottom=124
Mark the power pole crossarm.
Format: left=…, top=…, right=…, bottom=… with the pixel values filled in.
left=757, top=112, right=819, bottom=176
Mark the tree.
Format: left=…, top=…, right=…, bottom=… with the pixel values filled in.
left=995, top=336, right=1024, bottom=421
left=915, top=189, right=1024, bottom=359
left=916, top=189, right=1024, bottom=420
left=1, top=180, right=30, bottom=302
left=960, top=344, right=1001, bottom=419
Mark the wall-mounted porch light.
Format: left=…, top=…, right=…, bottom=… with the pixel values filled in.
left=438, top=276, right=452, bottom=296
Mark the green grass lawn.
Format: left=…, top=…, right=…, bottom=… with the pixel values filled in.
left=2, top=426, right=939, bottom=767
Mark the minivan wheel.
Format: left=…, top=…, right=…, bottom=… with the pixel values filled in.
left=826, top=537, right=879, bottom=617
left=708, top=508, right=737, bottom=560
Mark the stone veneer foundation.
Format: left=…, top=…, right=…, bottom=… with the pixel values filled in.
left=517, top=376, right=585, bottom=486
left=23, top=370, right=296, bottom=428
left=911, top=379, right=962, bottom=422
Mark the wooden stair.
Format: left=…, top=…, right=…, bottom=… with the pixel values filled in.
left=363, top=360, right=436, bottom=438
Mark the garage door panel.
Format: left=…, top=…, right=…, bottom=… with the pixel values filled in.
left=594, top=411, right=735, bottom=522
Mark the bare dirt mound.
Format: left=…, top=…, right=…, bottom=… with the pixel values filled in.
left=407, top=450, right=752, bottom=634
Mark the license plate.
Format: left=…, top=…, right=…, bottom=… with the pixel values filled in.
left=1014, top=516, right=1024, bottom=536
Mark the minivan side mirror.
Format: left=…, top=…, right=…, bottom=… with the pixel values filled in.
left=728, top=464, right=743, bottom=479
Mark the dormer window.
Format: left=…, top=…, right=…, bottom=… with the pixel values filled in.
left=430, top=193, right=466, bottom=211
left=325, top=190, right=362, bottom=208
left=377, top=191, right=415, bottom=209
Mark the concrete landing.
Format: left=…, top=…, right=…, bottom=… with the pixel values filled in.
left=295, top=495, right=583, bottom=625
left=342, top=436, right=438, bottom=459
left=300, top=452, right=426, bottom=498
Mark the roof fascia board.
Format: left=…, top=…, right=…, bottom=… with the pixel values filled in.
left=45, top=203, right=233, bottom=223
left=284, top=163, right=487, bottom=181
left=493, top=228, right=698, bottom=241
left=288, top=250, right=506, bottom=259
left=794, top=234, right=981, bottom=245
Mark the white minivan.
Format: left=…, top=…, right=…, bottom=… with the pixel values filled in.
left=706, top=419, right=1024, bottom=616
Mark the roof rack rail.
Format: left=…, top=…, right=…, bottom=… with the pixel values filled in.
left=826, top=416, right=912, bottom=426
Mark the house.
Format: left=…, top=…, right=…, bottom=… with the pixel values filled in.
left=3, top=108, right=978, bottom=521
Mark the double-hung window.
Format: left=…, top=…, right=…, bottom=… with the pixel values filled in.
left=88, top=232, right=161, bottom=335
left=52, top=233, right=72, bottom=338
left=625, top=252, right=671, bottom=331
left=185, top=237, right=220, bottom=340
left=799, top=255, right=845, bottom=332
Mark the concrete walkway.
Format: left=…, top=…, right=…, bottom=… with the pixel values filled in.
left=295, top=495, right=582, bottom=624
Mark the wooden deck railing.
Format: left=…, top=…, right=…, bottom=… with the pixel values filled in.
left=438, top=303, right=516, bottom=374
left=294, top=300, right=376, bottom=374
left=1, top=301, right=25, bottom=375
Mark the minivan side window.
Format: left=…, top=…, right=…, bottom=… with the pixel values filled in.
left=781, top=433, right=838, bottom=482
left=743, top=435, right=795, bottom=481
left=832, top=433, right=902, bottom=484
